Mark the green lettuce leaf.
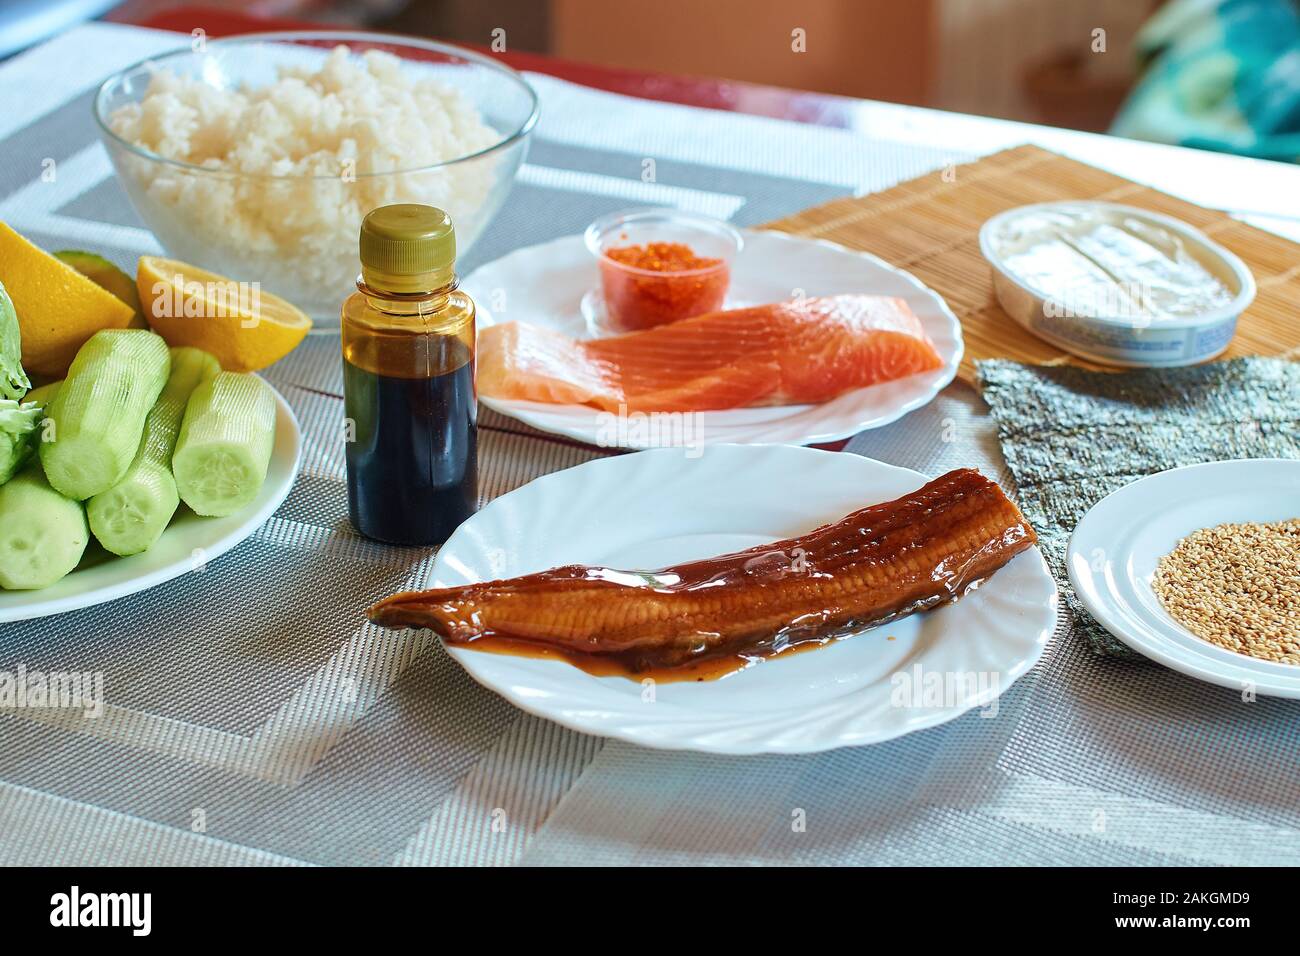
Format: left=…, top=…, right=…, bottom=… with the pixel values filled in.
left=0, top=280, right=31, bottom=401
left=0, top=399, right=43, bottom=484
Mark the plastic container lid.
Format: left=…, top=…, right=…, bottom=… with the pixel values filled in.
left=978, top=201, right=1256, bottom=368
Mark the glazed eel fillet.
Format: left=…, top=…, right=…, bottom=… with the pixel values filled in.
left=367, top=469, right=1038, bottom=672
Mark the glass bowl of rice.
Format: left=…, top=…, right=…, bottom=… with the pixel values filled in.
left=94, top=31, right=539, bottom=328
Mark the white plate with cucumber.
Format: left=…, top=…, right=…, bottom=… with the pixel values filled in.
left=0, top=330, right=301, bottom=623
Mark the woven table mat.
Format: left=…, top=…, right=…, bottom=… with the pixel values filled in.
left=764, top=144, right=1300, bottom=382
left=977, top=356, right=1300, bottom=658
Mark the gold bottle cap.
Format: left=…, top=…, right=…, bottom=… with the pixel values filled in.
left=359, top=204, right=456, bottom=293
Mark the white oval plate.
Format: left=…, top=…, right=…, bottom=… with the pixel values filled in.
left=1068, top=458, right=1300, bottom=698
left=430, top=444, right=1056, bottom=754
left=0, top=382, right=302, bottom=623
left=462, top=229, right=963, bottom=447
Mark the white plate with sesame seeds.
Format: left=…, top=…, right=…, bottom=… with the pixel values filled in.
left=1068, top=458, right=1300, bottom=698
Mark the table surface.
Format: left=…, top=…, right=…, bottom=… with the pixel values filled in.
left=0, top=12, right=1297, bottom=867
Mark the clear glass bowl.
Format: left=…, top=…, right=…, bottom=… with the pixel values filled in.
left=584, top=208, right=743, bottom=332
left=94, top=31, right=538, bottom=328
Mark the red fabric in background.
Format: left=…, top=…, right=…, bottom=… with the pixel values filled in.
left=131, top=5, right=853, bottom=127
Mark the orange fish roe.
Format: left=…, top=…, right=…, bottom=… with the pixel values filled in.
left=600, top=242, right=729, bottom=330
left=605, top=242, right=722, bottom=273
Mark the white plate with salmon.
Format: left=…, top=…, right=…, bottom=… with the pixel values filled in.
left=367, top=445, right=1057, bottom=754
left=463, top=229, right=963, bottom=447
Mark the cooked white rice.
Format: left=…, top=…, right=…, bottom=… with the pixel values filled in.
left=107, top=47, right=503, bottom=311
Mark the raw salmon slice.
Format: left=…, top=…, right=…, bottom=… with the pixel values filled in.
left=477, top=294, right=945, bottom=414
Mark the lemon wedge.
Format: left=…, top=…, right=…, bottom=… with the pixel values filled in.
left=0, top=221, right=136, bottom=377
left=137, top=256, right=311, bottom=372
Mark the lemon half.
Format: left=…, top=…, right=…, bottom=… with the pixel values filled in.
left=0, top=222, right=136, bottom=377
left=137, top=256, right=311, bottom=372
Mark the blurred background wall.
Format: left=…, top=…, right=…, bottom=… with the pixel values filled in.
left=36, top=0, right=1159, bottom=132
left=384, top=0, right=1157, bottom=130
left=545, top=0, right=1153, bottom=130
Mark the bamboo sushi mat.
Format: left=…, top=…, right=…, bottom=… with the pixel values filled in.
left=765, top=144, right=1300, bottom=382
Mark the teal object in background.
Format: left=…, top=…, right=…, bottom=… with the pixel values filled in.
left=1113, top=0, right=1300, bottom=163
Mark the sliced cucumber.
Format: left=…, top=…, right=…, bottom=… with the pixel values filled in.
left=39, top=330, right=170, bottom=500
left=140, top=348, right=220, bottom=466
left=0, top=460, right=89, bottom=590
left=87, top=347, right=220, bottom=555
left=21, top=380, right=60, bottom=406
left=86, top=462, right=178, bottom=557
left=173, top=372, right=276, bottom=517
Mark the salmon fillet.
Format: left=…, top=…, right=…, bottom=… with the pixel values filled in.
left=368, top=469, right=1037, bottom=673
left=477, top=294, right=944, bottom=413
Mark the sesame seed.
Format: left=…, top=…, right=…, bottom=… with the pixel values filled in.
left=1151, top=519, right=1300, bottom=665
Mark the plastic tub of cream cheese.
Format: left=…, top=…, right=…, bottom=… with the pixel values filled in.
left=979, top=201, right=1256, bottom=367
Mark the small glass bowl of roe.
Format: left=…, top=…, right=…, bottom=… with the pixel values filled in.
left=584, top=208, right=743, bottom=331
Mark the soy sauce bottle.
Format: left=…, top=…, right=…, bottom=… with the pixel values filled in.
left=341, top=204, right=477, bottom=546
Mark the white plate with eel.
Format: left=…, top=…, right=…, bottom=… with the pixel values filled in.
left=405, top=444, right=1057, bottom=754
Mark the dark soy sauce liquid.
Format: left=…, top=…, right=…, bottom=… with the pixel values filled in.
left=344, top=332, right=477, bottom=546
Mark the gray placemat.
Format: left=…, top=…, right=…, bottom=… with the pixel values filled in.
left=977, top=356, right=1300, bottom=658
left=8, top=22, right=1300, bottom=868
left=0, top=22, right=967, bottom=865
